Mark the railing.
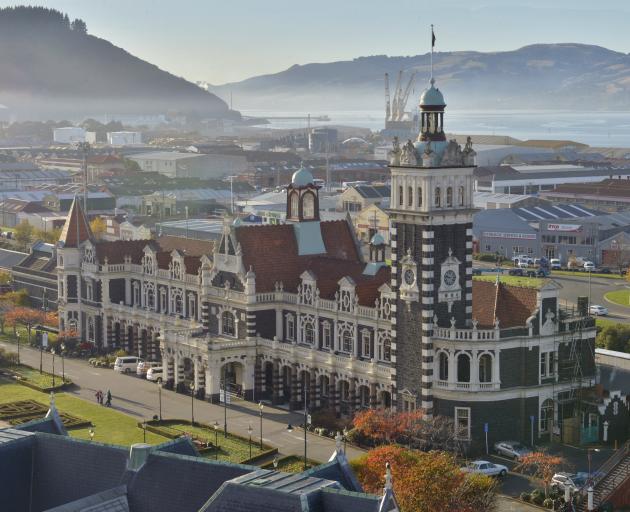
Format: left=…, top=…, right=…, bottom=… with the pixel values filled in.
left=593, top=441, right=630, bottom=491
left=434, top=327, right=497, bottom=341
left=435, top=380, right=500, bottom=391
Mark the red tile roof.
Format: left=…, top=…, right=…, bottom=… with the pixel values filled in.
left=58, top=198, right=93, bottom=248
left=236, top=220, right=387, bottom=306
left=472, top=280, right=539, bottom=328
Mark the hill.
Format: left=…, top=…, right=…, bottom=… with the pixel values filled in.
left=209, top=44, right=630, bottom=112
left=0, top=6, right=237, bottom=121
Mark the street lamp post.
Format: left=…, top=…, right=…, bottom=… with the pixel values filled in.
left=51, top=349, right=56, bottom=388
left=213, top=421, right=219, bottom=460
left=157, top=381, right=162, bottom=422
left=142, top=421, right=147, bottom=443
left=259, top=402, right=264, bottom=450
left=88, top=427, right=95, bottom=442
left=60, top=343, right=65, bottom=383
left=247, top=423, right=253, bottom=459
left=16, top=332, right=20, bottom=366
left=190, top=382, right=195, bottom=426
left=223, top=365, right=228, bottom=438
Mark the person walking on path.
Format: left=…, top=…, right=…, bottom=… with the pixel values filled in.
left=95, top=390, right=103, bottom=405
left=105, top=389, right=112, bottom=407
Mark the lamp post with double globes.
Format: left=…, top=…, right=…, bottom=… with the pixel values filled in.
left=189, top=382, right=195, bottom=426
left=213, top=421, right=219, bottom=460
left=50, top=348, right=56, bottom=387
left=259, top=402, right=264, bottom=450
left=60, top=343, right=66, bottom=383
left=247, top=423, right=253, bottom=460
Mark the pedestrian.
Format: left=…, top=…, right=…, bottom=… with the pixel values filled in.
left=105, top=389, right=112, bottom=407
left=95, top=390, right=102, bottom=405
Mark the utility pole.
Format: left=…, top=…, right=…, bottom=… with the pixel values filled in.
left=77, top=142, right=91, bottom=214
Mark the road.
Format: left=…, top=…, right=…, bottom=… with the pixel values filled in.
left=0, top=340, right=364, bottom=463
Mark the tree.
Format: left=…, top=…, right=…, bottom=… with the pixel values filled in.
left=0, top=270, right=11, bottom=285
left=90, top=217, right=106, bottom=240
left=353, top=408, right=424, bottom=445
left=596, top=324, right=630, bottom=353
left=34, top=227, right=62, bottom=244
left=515, top=451, right=565, bottom=498
left=14, top=220, right=33, bottom=249
left=351, top=445, right=496, bottom=512
left=70, top=18, right=87, bottom=34
left=5, top=307, right=46, bottom=343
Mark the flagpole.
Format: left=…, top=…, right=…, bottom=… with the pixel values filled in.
left=430, top=24, right=434, bottom=83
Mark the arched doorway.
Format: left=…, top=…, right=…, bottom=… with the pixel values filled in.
left=281, top=366, right=292, bottom=405
left=379, top=390, right=391, bottom=409
left=221, top=361, right=244, bottom=397
left=318, top=374, right=330, bottom=409
left=358, top=385, right=370, bottom=408
left=263, top=361, right=273, bottom=400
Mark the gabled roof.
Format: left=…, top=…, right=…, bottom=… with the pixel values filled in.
left=58, top=197, right=93, bottom=248
left=472, top=280, right=539, bottom=329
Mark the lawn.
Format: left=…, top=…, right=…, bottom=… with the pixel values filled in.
left=604, top=289, right=630, bottom=307
left=551, top=270, right=623, bottom=280
left=596, top=317, right=624, bottom=330
left=156, top=421, right=268, bottom=463
left=9, top=364, right=67, bottom=389
left=262, top=455, right=321, bottom=473
left=0, top=380, right=170, bottom=446
left=473, top=275, right=546, bottom=288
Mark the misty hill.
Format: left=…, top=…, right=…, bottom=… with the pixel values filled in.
left=0, top=6, right=236, bottom=121
left=210, top=44, right=630, bottom=112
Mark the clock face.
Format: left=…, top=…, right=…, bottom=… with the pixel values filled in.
left=444, top=269, right=457, bottom=286
left=404, top=269, right=415, bottom=285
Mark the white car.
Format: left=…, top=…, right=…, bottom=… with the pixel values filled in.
left=589, top=304, right=609, bottom=316
left=146, top=367, right=163, bottom=383
left=461, top=460, right=508, bottom=477
left=550, top=259, right=561, bottom=270
left=517, top=261, right=530, bottom=269
left=583, top=261, right=596, bottom=271
left=137, top=361, right=160, bottom=377
left=551, top=472, right=587, bottom=492
left=494, top=440, right=532, bottom=460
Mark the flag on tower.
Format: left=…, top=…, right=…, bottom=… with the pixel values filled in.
left=432, top=26, right=436, bottom=48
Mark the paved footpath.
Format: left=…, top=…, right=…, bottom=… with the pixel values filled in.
left=0, top=341, right=365, bottom=462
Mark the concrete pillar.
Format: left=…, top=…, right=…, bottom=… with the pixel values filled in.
left=275, top=309, right=283, bottom=340
left=166, top=357, right=175, bottom=383
left=125, top=278, right=131, bottom=306
left=205, top=366, right=219, bottom=400
left=105, top=317, right=113, bottom=348
left=254, top=356, right=262, bottom=401
left=193, top=358, right=200, bottom=390
left=101, top=278, right=110, bottom=305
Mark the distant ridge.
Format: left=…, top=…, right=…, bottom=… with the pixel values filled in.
left=0, top=6, right=238, bottom=121
left=209, top=43, right=630, bottom=111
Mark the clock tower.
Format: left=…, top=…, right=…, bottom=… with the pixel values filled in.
left=388, top=78, right=477, bottom=416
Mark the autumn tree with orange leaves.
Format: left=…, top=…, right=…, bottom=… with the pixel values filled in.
left=351, top=445, right=497, bottom=512
left=5, top=307, right=46, bottom=342
left=352, top=408, right=424, bottom=445
left=515, top=451, right=565, bottom=497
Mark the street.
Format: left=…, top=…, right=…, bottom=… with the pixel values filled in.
left=0, top=340, right=365, bottom=463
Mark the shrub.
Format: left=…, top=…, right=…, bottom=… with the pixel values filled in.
left=520, top=492, right=531, bottom=502
left=543, top=498, right=554, bottom=509
left=531, top=489, right=545, bottom=505
left=474, top=252, right=505, bottom=263
left=114, top=349, right=128, bottom=357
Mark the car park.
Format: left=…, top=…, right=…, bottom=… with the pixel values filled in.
left=493, top=440, right=532, bottom=460
left=461, top=460, right=508, bottom=477
left=551, top=472, right=587, bottom=493
left=589, top=304, right=609, bottom=316
left=146, top=367, right=163, bottom=383
left=137, top=361, right=160, bottom=377
left=114, top=356, right=142, bottom=373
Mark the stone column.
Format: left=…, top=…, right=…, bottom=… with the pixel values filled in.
left=193, top=357, right=200, bottom=391
left=272, top=359, right=281, bottom=405
left=175, top=354, right=185, bottom=385
left=349, top=378, right=358, bottom=413
left=449, top=350, right=456, bottom=385
left=289, top=364, right=299, bottom=411
left=205, top=365, right=218, bottom=401
left=105, top=317, right=113, bottom=348
left=125, top=278, right=131, bottom=306
left=254, top=356, right=263, bottom=402
left=369, top=382, right=378, bottom=409
left=329, top=373, right=339, bottom=416
left=310, top=371, right=317, bottom=409
left=198, top=363, right=206, bottom=393
left=166, top=356, right=175, bottom=384
left=275, top=309, right=283, bottom=340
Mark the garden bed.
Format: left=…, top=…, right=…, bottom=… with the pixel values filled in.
left=145, top=419, right=276, bottom=464
left=7, top=410, right=91, bottom=429
left=261, top=455, right=321, bottom=473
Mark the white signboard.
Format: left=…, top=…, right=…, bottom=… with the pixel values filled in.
left=483, top=231, right=537, bottom=240
left=546, top=224, right=582, bottom=232
left=42, top=332, right=48, bottom=348
left=219, top=389, right=231, bottom=404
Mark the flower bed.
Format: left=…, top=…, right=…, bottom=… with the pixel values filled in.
left=0, top=399, right=48, bottom=419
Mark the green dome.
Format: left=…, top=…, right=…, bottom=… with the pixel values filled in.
left=420, top=81, right=446, bottom=107
left=291, top=166, right=314, bottom=187
left=370, top=233, right=385, bottom=245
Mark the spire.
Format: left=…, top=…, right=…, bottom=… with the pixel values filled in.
left=58, top=196, right=93, bottom=248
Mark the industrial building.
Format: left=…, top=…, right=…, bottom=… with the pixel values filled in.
left=128, top=151, right=247, bottom=179
left=106, top=131, right=142, bottom=146
left=540, top=179, right=630, bottom=212
left=52, top=126, right=86, bottom=144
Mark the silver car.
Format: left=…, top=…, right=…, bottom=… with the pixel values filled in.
left=493, top=440, right=532, bottom=460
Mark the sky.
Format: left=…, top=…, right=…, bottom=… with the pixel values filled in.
left=4, top=0, right=630, bottom=84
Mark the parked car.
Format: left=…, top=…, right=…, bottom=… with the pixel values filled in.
left=589, top=304, right=609, bottom=316
left=517, top=261, right=530, bottom=269
left=509, top=268, right=525, bottom=276
left=583, top=261, right=596, bottom=272
left=550, top=259, right=561, bottom=270
left=599, top=267, right=612, bottom=274
left=137, top=361, right=161, bottom=377
left=551, top=472, right=587, bottom=493
left=493, top=440, right=532, bottom=460
left=472, top=268, right=482, bottom=276
left=461, top=460, right=508, bottom=477
left=114, top=356, right=142, bottom=373
left=146, top=367, right=163, bottom=383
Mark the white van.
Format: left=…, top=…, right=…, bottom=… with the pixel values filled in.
left=550, top=259, right=561, bottom=270
left=114, top=356, right=142, bottom=373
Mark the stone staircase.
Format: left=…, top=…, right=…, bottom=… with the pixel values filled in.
left=577, top=441, right=630, bottom=511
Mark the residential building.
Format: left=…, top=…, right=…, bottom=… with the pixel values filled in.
left=338, top=184, right=390, bottom=213
left=56, top=77, right=597, bottom=451
left=119, top=220, right=152, bottom=241
left=354, top=204, right=390, bottom=244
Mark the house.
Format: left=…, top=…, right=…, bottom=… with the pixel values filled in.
left=338, top=184, right=391, bottom=213
left=354, top=204, right=391, bottom=244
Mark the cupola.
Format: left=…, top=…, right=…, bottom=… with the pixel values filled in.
left=286, top=165, right=320, bottom=222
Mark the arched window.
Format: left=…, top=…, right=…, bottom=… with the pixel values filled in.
left=147, top=288, right=155, bottom=309
left=439, top=352, right=449, bottom=381
left=339, top=380, right=350, bottom=402
left=342, top=330, right=353, bottom=353
left=174, top=293, right=183, bottom=315
left=479, top=353, right=492, bottom=383
left=290, top=193, right=299, bottom=218
left=398, top=185, right=403, bottom=206
left=435, top=187, right=441, bottom=207
left=407, top=186, right=413, bottom=207
left=458, top=185, right=465, bottom=206
left=304, top=322, right=314, bottom=345
left=446, top=187, right=453, bottom=207
left=303, top=193, right=315, bottom=219
left=417, top=187, right=423, bottom=207
left=222, top=311, right=235, bottom=336
left=457, top=353, right=470, bottom=382
left=540, top=399, right=554, bottom=433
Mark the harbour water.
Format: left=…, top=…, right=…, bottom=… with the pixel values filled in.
left=242, top=109, right=630, bottom=148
